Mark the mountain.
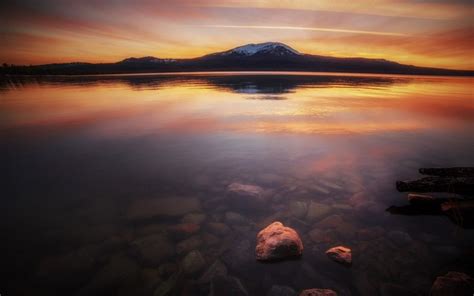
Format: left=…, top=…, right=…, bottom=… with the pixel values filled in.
left=209, top=42, right=301, bottom=57
left=2, top=42, right=472, bottom=76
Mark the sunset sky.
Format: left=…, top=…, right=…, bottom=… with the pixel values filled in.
left=1, top=0, right=473, bottom=69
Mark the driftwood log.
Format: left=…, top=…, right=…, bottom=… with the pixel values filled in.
left=387, top=195, right=474, bottom=228
left=396, top=177, right=474, bottom=194
left=419, top=167, right=474, bottom=177
left=389, top=167, right=474, bottom=228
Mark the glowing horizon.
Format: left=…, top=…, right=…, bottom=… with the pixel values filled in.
left=1, top=0, right=473, bottom=70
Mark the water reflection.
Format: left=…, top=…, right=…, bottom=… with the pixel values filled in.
left=2, top=74, right=473, bottom=141
left=1, top=72, right=473, bottom=296
left=0, top=72, right=405, bottom=94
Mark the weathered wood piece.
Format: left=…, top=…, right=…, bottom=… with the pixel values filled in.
left=419, top=167, right=474, bottom=177
left=391, top=167, right=474, bottom=228
left=441, top=200, right=474, bottom=228
left=387, top=199, right=474, bottom=228
left=396, top=177, right=474, bottom=194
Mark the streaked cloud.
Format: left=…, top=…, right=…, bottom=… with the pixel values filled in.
left=201, top=25, right=408, bottom=37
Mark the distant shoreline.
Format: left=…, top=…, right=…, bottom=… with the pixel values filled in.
left=2, top=70, right=473, bottom=78
left=2, top=42, right=472, bottom=77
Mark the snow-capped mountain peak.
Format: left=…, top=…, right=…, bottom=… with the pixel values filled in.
left=220, top=42, right=301, bottom=56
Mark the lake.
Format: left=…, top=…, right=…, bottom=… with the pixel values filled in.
left=1, top=72, right=473, bottom=296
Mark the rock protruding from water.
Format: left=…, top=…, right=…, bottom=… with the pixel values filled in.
left=299, top=288, right=338, bottom=296
left=325, top=246, right=352, bottom=265
left=256, top=221, right=303, bottom=261
left=430, top=271, right=473, bottom=296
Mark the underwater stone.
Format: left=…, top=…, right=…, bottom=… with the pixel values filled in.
left=267, top=285, right=297, bottom=296
left=127, top=197, right=201, bottom=220
left=181, top=250, right=206, bottom=275
left=430, top=271, right=473, bottom=296
left=130, top=234, right=174, bottom=266
left=306, top=201, right=331, bottom=222
left=209, top=275, right=249, bottom=296
left=299, top=288, right=338, bottom=296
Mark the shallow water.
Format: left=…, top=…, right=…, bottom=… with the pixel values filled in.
left=1, top=72, right=473, bottom=296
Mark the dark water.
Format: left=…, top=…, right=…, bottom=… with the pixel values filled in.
left=1, top=72, right=473, bottom=296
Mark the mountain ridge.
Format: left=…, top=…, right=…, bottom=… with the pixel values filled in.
left=2, top=42, right=473, bottom=76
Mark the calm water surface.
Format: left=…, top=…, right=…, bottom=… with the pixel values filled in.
left=1, top=72, right=473, bottom=296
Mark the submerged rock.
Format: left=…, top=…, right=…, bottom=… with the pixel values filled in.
left=431, top=271, right=473, bottom=296
left=292, top=262, right=350, bottom=296
left=176, top=235, right=203, bottom=254
left=225, top=211, right=251, bottom=225
left=306, top=201, right=331, bottom=222
left=228, top=182, right=264, bottom=198
left=325, top=246, right=352, bottom=265
left=127, top=197, right=201, bottom=220
left=356, top=227, right=384, bottom=241
left=36, top=245, right=98, bottom=286
left=130, top=234, right=174, bottom=266
left=181, top=212, right=207, bottom=224
left=289, top=201, right=308, bottom=219
left=257, top=173, right=285, bottom=185
left=267, top=285, right=297, bottom=296
left=315, top=215, right=344, bottom=229
left=167, top=223, right=200, bottom=239
left=222, top=239, right=253, bottom=272
left=181, top=250, right=206, bottom=275
left=308, top=228, right=338, bottom=245
left=210, top=275, right=249, bottom=296
left=201, top=232, right=220, bottom=246
left=314, top=215, right=356, bottom=239
left=198, top=259, right=228, bottom=283
left=136, top=223, right=169, bottom=237
left=206, top=222, right=231, bottom=236
left=332, top=203, right=353, bottom=211
left=379, top=283, right=418, bottom=296
left=227, top=182, right=267, bottom=210
left=387, top=230, right=413, bottom=247
left=141, top=268, right=163, bottom=296
left=158, top=263, right=178, bottom=279
left=256, top=221, right=303, bottom=261
left=153, top=271, right=180, bottom=296
left=299, top=288, right=338, bottom=296
left=76, top=254, right=139, bottom=295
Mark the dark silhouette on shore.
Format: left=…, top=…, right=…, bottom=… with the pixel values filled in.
left=2, top=42, right=473, bottom=76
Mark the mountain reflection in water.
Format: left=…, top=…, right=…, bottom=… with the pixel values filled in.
left=1, top=72, right=473, bottom=296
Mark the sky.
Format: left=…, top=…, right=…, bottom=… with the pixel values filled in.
left=1, top=0, right=473, bottom=69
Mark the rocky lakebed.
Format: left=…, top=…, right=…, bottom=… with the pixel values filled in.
left=24, top=176, right=473, bottom=296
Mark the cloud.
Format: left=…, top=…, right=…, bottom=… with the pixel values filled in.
left=201, top=24, right=407, bottom=37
